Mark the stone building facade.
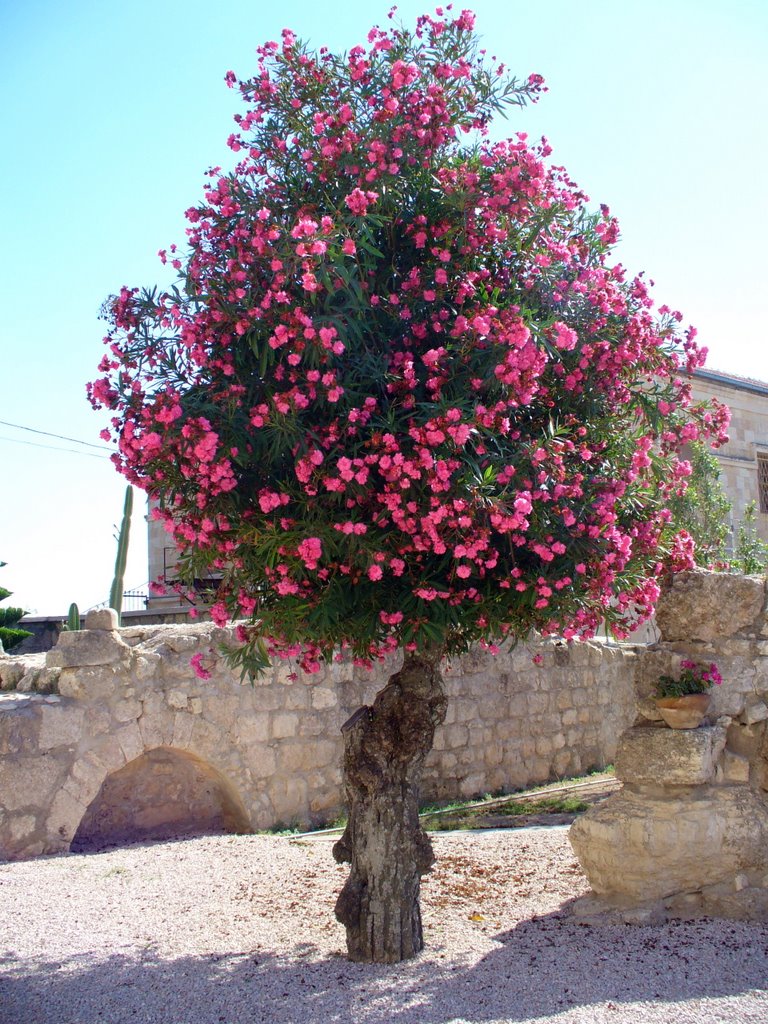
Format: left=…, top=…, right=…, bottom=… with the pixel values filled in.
left=692, top=369, right=768, bottom=547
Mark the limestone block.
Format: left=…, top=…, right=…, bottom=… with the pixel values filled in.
left=47, top=788, right=88, bottom=845
left=7, top=814, right=37, bottom=844
left=279, top=741, right=321, bottom=774
left=55, top=668, right=84, bottom=700
left=189, top=697, right=203, bottom=715
left=134, top=653, right=163, bottom=681
left=0, top=661, right=26, bottom=690
left=172, top=711, right=196, bottom=749
left=163, top=631, right=203, bottom=654
left=87, top=738, right=127, bottom=775
left=744, top=699, right=768, bottom=725
left=47, top=629, right=131, bottom=669
left=480, top=697, right=507, bottom=722
left=119, top=627, right=148, bottom=647
left=459, top=772, right=487, bottom=798
left=718, top=750, right=751, bottom=785
left=445, top=724, right=468, bottom=747
left=16, top=668, right=60, bottom=694
left=200, top=695, right=240, bottom=731
left=284, top=688, right=310, bottom=711
left=113, top=699, right=142, bottom=723
left=65, top=752, right=110, bottom=804
left=246, top=746, right=277, bottom=779
left=541, top=713, right=563, bottom=735
left=708, top=666, right=759, bottom=720
left=726, top=721, right=766, bottom=762
left=436, top=751, right=458, bottom=772
left=189, top=717, right=226, bottom=761
left=37, top=704, right=85, bottom=750
left=57, top=665, right=123, bottom=701
left=310, top=686, right=338, bottom=710
left=553, top=749, right=574, bottom=777
left=0, top=702, right=40, bottom=756
left=140, top=692, right=166, bottom=718
left=527, top=692, right=550, bottom=716
left=615, top=726, right=727, bottom=787
left=455, top=646, right=501, bottom=675
left=535, top=735, right=554, bottom=757
left=271, top=712, right=298, bottom=739
left=236, top=715, right=270, bottom=745
left=570, top=786, right=768, bottom=903
left=165, top=689, right=188, bottom=711
left=717, top=639, right=755, bottom=658
left=284, top=776, right=309, bottom=812
left=249, top=686, right=284, bottom=713
left=138, top=707, right=174, bottom=749
left=0, top=755, right=68, bottom=811
left=113, top=724, right=145, bottom=765
left=84, top=608, right=119, bottom=630
left=655, top=570, right=766, bottom=642
left=309, top=790, right=342, bottom=816
left=484, top=740, right=504, bottom=766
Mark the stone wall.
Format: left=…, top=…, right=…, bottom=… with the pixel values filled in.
left=0, top=610, right=636, bottom=861
left=570, top=570, right=768, bottom=922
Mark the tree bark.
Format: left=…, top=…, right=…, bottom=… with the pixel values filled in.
left=332, top=648, right=447, bottom=963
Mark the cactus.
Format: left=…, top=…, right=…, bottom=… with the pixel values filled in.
left=109, top=486, right=133, bottom=625
left=66, top=602, right=81, bottom=631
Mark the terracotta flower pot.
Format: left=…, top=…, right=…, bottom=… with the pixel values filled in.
left=655, top=693, right=711, bottom=730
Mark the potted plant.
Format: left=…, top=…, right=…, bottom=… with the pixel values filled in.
left=654, top=659, right=723, bottom=729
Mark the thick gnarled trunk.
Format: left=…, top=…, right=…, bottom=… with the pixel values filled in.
left=332, top=649, right=447, bottom=963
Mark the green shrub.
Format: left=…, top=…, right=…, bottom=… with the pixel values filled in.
left=0, top=606, right=26, bottom=628
left=0, top=626, right=32, bottom=651
left=0, top=561, right=32, bottom=651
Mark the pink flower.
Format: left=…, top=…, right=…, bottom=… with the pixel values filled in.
left=552, top=321, right=578, bottom=351
left=210, top=602, right=229, bottom=627
left=297, top=536, right=322, bottom=570
left=191, top=653, right=212, bottom=680
left=344, top=188, right=378, bottom=216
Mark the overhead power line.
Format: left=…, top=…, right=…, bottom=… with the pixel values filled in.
left=0, top=434, right=111, bottom=460
left=0, top=419, right=112, bottom=452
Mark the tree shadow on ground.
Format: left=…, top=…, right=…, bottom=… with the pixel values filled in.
left=3, top=906, right=768, bottom=1024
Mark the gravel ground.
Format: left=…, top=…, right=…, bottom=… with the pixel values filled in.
left=1, top=826, right=767, bottom=1024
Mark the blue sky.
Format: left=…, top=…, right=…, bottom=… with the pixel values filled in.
left=1, top=0, right=766, bottom=615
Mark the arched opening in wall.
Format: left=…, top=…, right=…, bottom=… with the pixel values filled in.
left=71, top=746, right=251, bottom=852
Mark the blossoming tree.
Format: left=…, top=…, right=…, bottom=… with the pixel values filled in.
left=89, top=8, right=729, bottom=962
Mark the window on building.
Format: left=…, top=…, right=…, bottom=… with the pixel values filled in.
left=757, top=453, right=768, bottom=513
